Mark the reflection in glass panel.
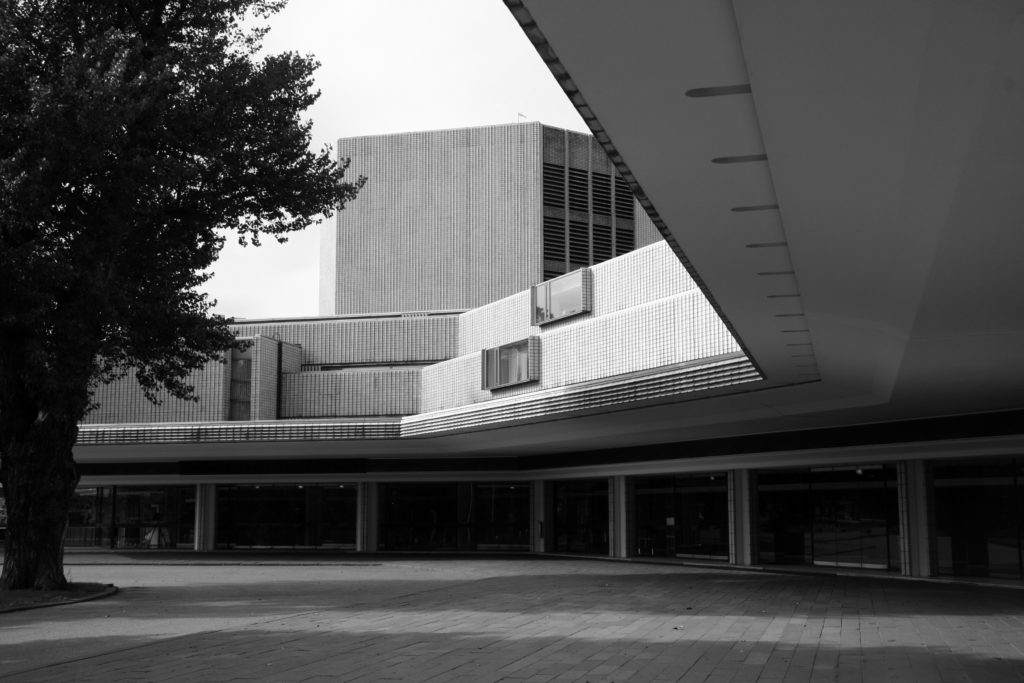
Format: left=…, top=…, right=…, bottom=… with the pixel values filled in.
left=633, top=474, right=728, bottom=560
left=66, top=486, right=195, bottom=549
left=757, top=469, right=812, bottom=565
left=216, top=484, right=356, bottom=549
left=757, top=466, right=899, bottom=570
left=483, top=339, right=534, bottom=389
left=379, top=482, right=461, bottom=550
left=934, top=458, right=1022, bottom=580
left=533, top=269, right=589, bottom=325
left=810, top=466, right=897, bottom=570
left=553, top=479, right=609, bottom=555
left=549, top=271, right=584, bottom=320
left=378, top=482, right=530, bottom=551
left=498, top=344, right=527, bottom=386
left=66, top=487, right=109, bottom=547
left=228, top=346, right=252, bottom=421
left=474, top=484, right=530, bottom=550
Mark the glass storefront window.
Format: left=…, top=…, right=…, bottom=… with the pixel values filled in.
left=474, top=484, right=530, bottom=550
left=633, top=473, right=728, bottom=560
left=65, top=486, right=195, bottom=549
left=216, top=484, right=356, bottom=549
left=553, top=479, right=609, bottom=555
left=378, top=482, right=530, bottom=551
left=757, top=466, right=899, bottom=571
left=809, top=466, right=898, bottom=570
left=379, top=482, right=461, bottom=550
left=933, top=458, right=1023, bottom=580
left=757, top=469, right=812, bottom=565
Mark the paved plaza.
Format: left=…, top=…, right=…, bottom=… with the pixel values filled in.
left=0, top=555, right=1022, bottom=682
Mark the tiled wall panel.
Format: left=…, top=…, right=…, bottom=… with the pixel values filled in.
left=280, top=342, right=303, bottom=373
left=457, top=291, right=537, bottom=357
left=85, top=359, right=228, bottom=424
left=422, top=287, right=741, bottom=414
left=281, top=369, right=420, bottom=417
left=589, top=241, right=697, bottom=317
left=326, top=123, right=545, bottom=315
left=456, top=241, right=697, bottom=356
left=634, top=200, right=663, bottom=248
left=419, top=356, right=485, bottom=413
left=251, top=336, right=279, bottom=420
left=539, top=291, right=740, bottom=388
left=233, top=315, right=457, bottom=366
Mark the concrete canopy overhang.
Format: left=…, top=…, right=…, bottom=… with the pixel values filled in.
left=504, top=0, right=1024, bottom=438
left=76, top=1, right=1024, bottom=469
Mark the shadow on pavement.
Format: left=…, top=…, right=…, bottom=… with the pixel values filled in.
left=3, top=626, right=1023, bottom=682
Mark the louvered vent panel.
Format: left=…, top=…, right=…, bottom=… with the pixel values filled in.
left=543, top=215, right=566, bottom=263
left=542, top=163, right=565, bottom=207
left=568, top=169, right=589, bottom=213
left=614, top=177, right=633, bottom=220
left=542, top=261, right=566, bottom=281
left=616, top=221, right=635, bottom=255
left=593, top=224, right=613, bottom=264
left=591, top=173, right=612, bottom=216
left=568, top=220, right=590, bottom=265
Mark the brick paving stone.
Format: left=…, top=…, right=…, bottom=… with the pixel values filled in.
left=1, top=558, right=1024, bottom=682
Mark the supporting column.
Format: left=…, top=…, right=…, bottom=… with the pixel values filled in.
left=194, top=484, right=217, bottom=551
left=899, top=460, right=933, bottom=577
left=609, top=475, right=628, bottom=558
left=531, top=480, right=548, bottom=553
left=729, top=470, right=755, bottom=566
left=357, top=482, right=378, bottom=553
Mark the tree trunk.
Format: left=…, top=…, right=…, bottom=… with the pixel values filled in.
left=0, top=415, right=80, bottom=590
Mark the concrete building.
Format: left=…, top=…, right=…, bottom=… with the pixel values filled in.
left=53, top=1, right=1024, bottom=584
left=319, top=123, right=661, bottom=315
left=79, top=239, right=752, bottom=554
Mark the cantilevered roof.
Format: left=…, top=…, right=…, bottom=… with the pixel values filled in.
left=501, top=0, right=1024, bottom=440
left=76, top=1, right=1024, bottom=470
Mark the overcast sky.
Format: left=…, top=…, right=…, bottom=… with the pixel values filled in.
left=201, top=0, right=587, bottom=320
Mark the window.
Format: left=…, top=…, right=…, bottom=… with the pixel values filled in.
left=481, top=338, right=538, bottom=390
left=532, top=268, right=592, bottom=325
left=228, top=345, right=253, bottom=421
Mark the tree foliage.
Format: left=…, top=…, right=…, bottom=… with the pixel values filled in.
left=0, top=0, right=363, bottom=588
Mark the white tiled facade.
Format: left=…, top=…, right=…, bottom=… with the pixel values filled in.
left=85, top=359, right=229, bottom=424
left=320, top=122, right=663, bottom=316
left=68, top=120, right=981, bottom=583
left=84, top=241, right=749, bottom=427
left=323, top=123, right=545, bottom=315
left=71, top=125, right=763, bottom=570
left=235, top=317, right=457, bottom=366
left=280, top=369, right=421, bottom=418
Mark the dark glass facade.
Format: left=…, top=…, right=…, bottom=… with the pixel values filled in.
left=757, top=466, right=899, bottom=570
left=66, top=486, right=195, bottom=549
left=633, top=473, right=729, bottom=560
left=36, top=457, right=1021, bottom=584
left=378, top=482, right=530, bottom=551
left=934, top=458, right=1024, bottom=579
left=552, top=479, right=609, bottom=555
left=216, top=484, right=357, bottom=548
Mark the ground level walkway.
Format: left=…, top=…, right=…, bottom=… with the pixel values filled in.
left=0, top=554, right=1022, bottom=682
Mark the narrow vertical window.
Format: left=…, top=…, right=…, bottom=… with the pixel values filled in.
left=228, top=347, right=252, bottom=421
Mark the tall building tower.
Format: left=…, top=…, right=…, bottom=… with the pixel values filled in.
left=319, top=122, right=660, bottom=315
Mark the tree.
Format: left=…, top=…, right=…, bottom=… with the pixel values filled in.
left=0, top=0, right=363, bottom=589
